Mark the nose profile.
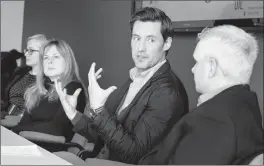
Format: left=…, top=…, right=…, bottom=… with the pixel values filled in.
left=24, top=52, right=29, bottom=57
left=24, top=50, right=29, bottom=57
left=191, top=66, right=195, bottom=73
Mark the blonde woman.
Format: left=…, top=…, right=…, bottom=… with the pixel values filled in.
left=1, top=34, right=47, bottom=117
left=12, top=39, right=87, bottom=145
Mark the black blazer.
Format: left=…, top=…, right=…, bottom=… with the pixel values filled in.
left=73, top=61, right=189, bottom=164
left=139, top=84, right=264, bottom=165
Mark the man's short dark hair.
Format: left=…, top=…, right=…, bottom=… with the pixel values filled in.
left=130, top=7, right=173, bottom=42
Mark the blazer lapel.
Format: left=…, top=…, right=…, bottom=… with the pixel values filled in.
left=124, top=61, right=171, bottom=110
left=106, top=79, right=132, bottom=115
left=107, top=61, right=171, bottom=122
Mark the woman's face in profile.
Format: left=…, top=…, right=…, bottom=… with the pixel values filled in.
left=24, top=39, right=41, bottom=67
left=43, top=45, right=66, bottom=81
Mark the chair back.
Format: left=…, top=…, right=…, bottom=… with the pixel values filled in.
left=1, top=115, right=22, bottom=128
left=67, top=133, right=89, bottom=154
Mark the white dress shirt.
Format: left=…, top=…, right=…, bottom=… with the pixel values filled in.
left=117, top=59, right=166, bottom=115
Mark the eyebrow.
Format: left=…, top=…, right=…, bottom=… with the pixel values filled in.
left=132, top=34, right=156, bottom=38
left=132, top=34, right=139, bottom=37
left=27, top=47, right=38, bottom=50
left=146, top=35, right=156, bottom=38
left=44, top=53, right=60, bottom=57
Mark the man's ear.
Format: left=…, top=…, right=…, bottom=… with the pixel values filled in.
left=163, top=37, right=172, bottom=51
left=208, top=57, right=217, bottom=78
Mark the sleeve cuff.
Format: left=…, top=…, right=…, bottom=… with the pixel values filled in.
left=71, top=111, right=83, bottom=125
left=92, top=107, right=111, bottom=128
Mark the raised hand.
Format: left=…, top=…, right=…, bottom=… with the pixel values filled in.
left=54, top=80, right=81, bottom=120
left=88, top=62, right=117, bottom=109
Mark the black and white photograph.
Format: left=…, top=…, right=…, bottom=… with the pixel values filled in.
left=1, top=0, right=263, bottom=165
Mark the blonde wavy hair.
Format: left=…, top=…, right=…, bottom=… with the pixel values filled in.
left=24, top=38, right=87, bottom=111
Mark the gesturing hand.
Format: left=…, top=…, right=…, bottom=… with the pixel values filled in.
left=88, top=62, right=117, bottom=109
left=54, top=80, right=81, bottom=120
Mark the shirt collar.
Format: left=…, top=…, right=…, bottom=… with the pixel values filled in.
left=197, top=84, right=237, bottom=106
left=129, top=59, right=166, bottom=81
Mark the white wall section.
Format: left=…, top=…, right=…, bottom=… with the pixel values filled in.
left=1, top=1, right=25, bottom=52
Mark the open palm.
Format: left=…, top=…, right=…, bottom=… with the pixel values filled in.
left=88, top=62, right=117, bottom=109
left=55, top=80, right=81, bottom=120
left=54, top=69, right=104, bottom=120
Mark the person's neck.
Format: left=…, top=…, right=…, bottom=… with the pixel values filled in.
left=49, top=76, right=60, bottom=82
left=209, top=79, right=240, bottom=93
left=197, top=80, right=240, bottom=106
left=29, top=66, right=38, bottom=75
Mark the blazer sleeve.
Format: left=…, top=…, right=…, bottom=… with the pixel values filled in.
left=71, top=110, right=100, bottom=142
left=91, top=84, right=183, bottom=164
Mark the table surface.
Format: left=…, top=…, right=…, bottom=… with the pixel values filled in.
left=1, top=126, right=72, bottom=165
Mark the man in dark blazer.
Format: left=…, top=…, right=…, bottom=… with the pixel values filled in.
left=138, top=25, right=264, bottom=165
left=54, top=7, right=189, bottom=165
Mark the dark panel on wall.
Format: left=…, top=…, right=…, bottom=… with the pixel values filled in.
left=23, top=0, right=263, bottom=113
left=22, top=0, right=132, bottom=89
left=250, top=33, right=263, bottom=114
left=167, top=33, right=198, bottom=110
left=22, top=0, right=93, bottom=84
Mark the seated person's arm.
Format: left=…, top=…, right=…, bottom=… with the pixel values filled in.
left=13, top=82, right=86, bottom=137
left=73, top=85, right=182, bottom=163
left=71, top=105, right=100, bottom=142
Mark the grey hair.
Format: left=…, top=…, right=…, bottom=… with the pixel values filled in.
left=197, top=25, right=259, bottom=84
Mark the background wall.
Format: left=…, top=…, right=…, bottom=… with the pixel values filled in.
left=22, top=0, right=263, bottom=112
left=1, top=1, right=24, bottom=52
left=22, top=0, right=132, bottom=88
